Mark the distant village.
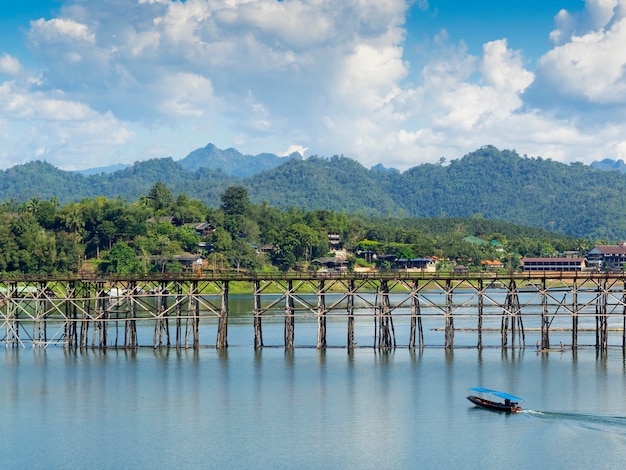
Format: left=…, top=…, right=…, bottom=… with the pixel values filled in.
left=143, top=223, right=623, bottom=275
left=306, top=234, right=625, bottom=275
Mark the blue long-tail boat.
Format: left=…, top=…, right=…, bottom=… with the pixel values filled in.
left=466, top=387, right=523, bottom=413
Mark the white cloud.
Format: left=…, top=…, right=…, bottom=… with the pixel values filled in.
left=0, top=77, right=134, bottom=168
left=0, top=54, right=22, bottom=76
left=549, top=0, right=624, bottom=44
left=29, top=18, right=95, bottom=45
left=1, top=0, right=626, bottom=173
left=156, top=72, right=216, bottom=117
left=538, top=3, right=626, bottom=104
left=283, top=144, right=307, bottom=157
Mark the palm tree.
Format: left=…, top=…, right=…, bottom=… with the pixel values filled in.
left=25, top=197, right=41, bottom=215
left=62, top=205, right=85, bottom=238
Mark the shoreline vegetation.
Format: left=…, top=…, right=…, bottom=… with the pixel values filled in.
left=0, top=182, right=590, bottom=279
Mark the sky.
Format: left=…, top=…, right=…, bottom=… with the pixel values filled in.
left=2, top=0, right=626, bottom=171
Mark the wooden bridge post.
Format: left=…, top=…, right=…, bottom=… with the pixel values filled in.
left=377, top=280, right=395, bottom=349
left=94, top=281, right=106, bottom=348
left=65, top=281, right=77, bottom=348
left=501, top=280, right=523, bottom=349
left=501, top=280, right=512, bottom=349
left=572, top=280, right=578, bottom=350
left=216, top=280, right=229, bottom=349
left=192, top=281, right=199, bottom=348
left=79, top=282, right=92, bottom=349
left=623, top=280, right=626, bottom=349
left=174, top=283, right=183, bottom=348
left=7, top=282, right=20, bottom=347
left=316, top=280, right=326, bottom=349
left=184, top=282, right=197, bottom=348
left=152, top=282, right=169, bottom=348
left=128, top=282, right=138, bottom=348
left=510, top=280, right=524, bottom=349
left=347, top=280, right=355, bottom=349
left=284, top=280, right=295, bottom=348
left=253, top=280, right=263, bottom=349
left=541, top=278, right=550, bottom=349
left=596, top=279, right=608, bottom=351
left=477, top=279, right=483, bottom=350
left=33, top=282, right=44, bottom=347
left=444, top=279, right=454, bottom=349
left=409, top=280, right=423, bottom=349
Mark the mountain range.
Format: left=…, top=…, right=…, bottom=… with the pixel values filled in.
left=2, top=144, right=626, bottom=241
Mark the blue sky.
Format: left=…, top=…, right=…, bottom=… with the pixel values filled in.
left=1, top=0, right=624, bottom=171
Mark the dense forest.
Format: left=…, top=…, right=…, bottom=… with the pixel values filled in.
left=0, top=184, right=581, bottom=275
left=1, top=145, right=625, bottom=241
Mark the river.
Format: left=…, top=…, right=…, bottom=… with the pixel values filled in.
left=2, top=295, right=626, bottom=469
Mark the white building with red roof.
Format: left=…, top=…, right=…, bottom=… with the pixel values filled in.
left=586, top=242, right=626, bottom=271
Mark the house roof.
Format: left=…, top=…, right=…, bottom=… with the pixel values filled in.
left=311, top=257, right=348, bottom=265
left=588, top=245, right=626, bottom=255
left=521, top=257, right=586, bottom=263
left=397, top=258, right=436, bottom=262
left=463, top=236, right=488, bottom=245
left=481, top=259, right=504, bottom=265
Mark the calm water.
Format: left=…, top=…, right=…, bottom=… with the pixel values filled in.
left=3, top=296, right=626, bottom=469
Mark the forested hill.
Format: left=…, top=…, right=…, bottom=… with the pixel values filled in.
left=2, top=145, right=626, bottom=241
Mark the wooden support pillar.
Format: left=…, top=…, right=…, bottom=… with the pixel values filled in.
left=94, top=282, right=106, bottom=349
left=597, top=281, right=604, bottom=350
left=184, top=283, right=196, bottom=348
left=502, top=279, right=526, bottom=349
left=154, top=285, right=163, bottom=348
left=572, top=281, right=578, bottom=350
left=596, top=280, right=608, bottom=351
left=623, top=281, right=626, bottom=349
left=33, top=281, right=45, bottom=347
left=7, top=282, right=20, bottom=347
left=347, top=280, right=355, bottom=349
left=80, top=282, right=91, bottom=349
left=174, top=283, right=182, bottom=348
left=444, top=280, right=454, bottom=350
left=477, top=279, right=483, bottom=350
left=501, top=280, right=512, bottom=349
left=216, top=280, right=229, bottom=349
left=253, top=280, right=263, bottom=349
left=284, top=280, right=295, bottom=349
left=192, top=282, right=199, bottom=348
left=316, top=280, right=326, bottom=349
left=377, top=280, right=395, bottom=349
left=513, top=292, right=526, bottom=349
left=125, top=282, right=137, bottom=348
left=541, top=278, right=550, bottom=349
left=66, top=281, right=77, bottom=348
left=409, top=280, right=423, bottom=349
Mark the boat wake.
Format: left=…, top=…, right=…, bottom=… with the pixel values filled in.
left=522, top=410, right=626, bottom=435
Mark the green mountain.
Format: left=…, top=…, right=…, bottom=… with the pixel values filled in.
left=590, top=158, right=626, bottom=173
left=2, top=144, right=626, bottom=241
left=178, top=143, right=301, bottom=176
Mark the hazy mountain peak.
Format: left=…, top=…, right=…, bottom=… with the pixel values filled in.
left=178, top=143, right=300, bottom=177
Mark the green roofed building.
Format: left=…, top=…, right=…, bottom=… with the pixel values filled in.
left=462, top=236, right=488, bottom=245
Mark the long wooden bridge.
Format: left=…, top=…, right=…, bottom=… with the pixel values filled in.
left=1, top=271, right=625, bottom=350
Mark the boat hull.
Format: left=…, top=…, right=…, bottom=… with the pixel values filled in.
left=467, top=395, right=522, bottom=413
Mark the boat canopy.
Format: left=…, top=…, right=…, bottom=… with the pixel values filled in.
left=468, top=387, right=523, bottom=402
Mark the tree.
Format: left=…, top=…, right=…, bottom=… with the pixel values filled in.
left=172, top=194, right=207, bottom=225
left=58, top=204, right=85, bottom=238
left=147, top=182, right=174, bottom=211
left=102, top=242, right=141, bottom=274
left=220, top=186, right=249, bottom=217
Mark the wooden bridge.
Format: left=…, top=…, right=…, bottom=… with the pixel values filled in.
left=1, top=271, right=625, bottom=350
